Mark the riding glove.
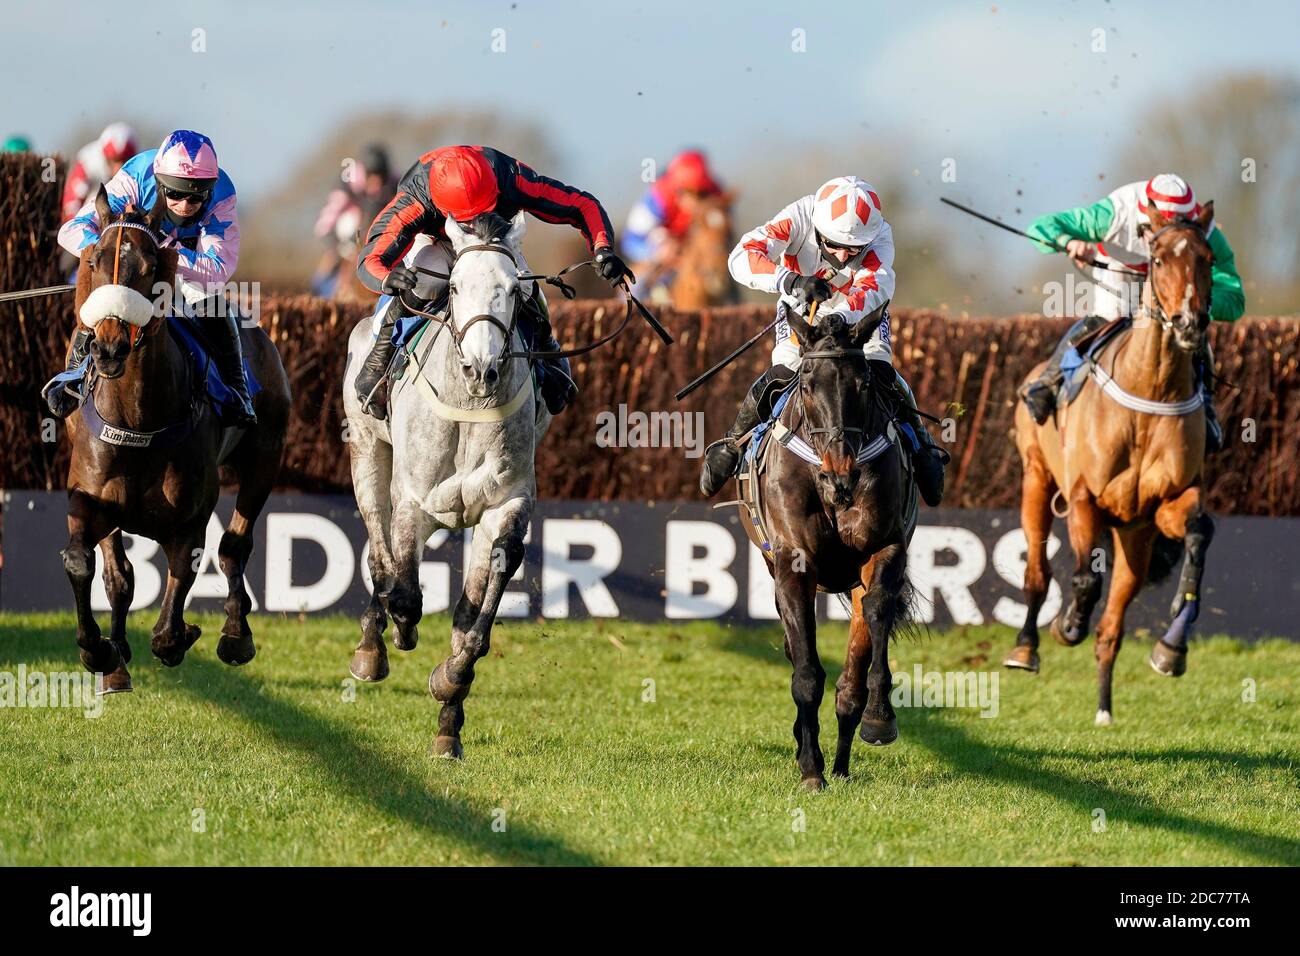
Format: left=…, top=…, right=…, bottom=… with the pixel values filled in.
left=381, top=264, right=418, bottom=295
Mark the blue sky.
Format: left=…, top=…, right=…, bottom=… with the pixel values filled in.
left=4, top=0, right=1298, bottom=216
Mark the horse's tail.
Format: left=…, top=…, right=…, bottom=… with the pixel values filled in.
left=1145, top=533, right=1184, bottom=588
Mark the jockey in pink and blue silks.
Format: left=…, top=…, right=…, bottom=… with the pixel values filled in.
left=51, top=129, right=256, bottom=427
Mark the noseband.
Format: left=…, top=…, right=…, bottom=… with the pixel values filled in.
left=96, top=220, right=163, bottom=352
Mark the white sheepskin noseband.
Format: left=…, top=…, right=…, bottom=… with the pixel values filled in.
left=79, top=283, right=156, bottom=329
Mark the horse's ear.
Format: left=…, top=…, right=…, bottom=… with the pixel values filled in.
left=1145, top=204, right=1170, bottom=231
left=443, top=215, right=469, bottom=250
left=1196, top=200, right=1215, bottom=232
left=851, top=301, right=889, bottom=347
left=506, top=210, right=527, bottom=247
left=786, top=303, right=815, bottom=346
left=146, top=189, right=167, bottom=233
left=94, top=184, right=113, bottom=227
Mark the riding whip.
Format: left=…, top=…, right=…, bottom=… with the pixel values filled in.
left=0, top=283, right=74, bottom=303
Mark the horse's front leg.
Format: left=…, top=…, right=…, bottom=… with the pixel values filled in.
left=1092, top=525, right=1154, bottom=726
left=773, top=546, right=825, bottom=791
left=1152, top=487, right=1213, bottom=678
left=150, top=521, right=207, bottom=667
left=386, top=499, right=437, bottom=653
left=63, top=494, right=118, bottom=678
left=1005, top=447, right=1055, bottom=672
left=1052, top=478, right=1104, bottom=647
left=858, top=542, right=907, bottom=747
left=429, top=494, right=532, bottom=760
left=96, top=530, right=135, bottom=693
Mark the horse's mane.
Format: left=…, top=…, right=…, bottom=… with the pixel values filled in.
left=468, top=212, right=512, bottom=244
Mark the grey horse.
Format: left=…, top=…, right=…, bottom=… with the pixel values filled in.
left=342, top=211, right=551, bottom=758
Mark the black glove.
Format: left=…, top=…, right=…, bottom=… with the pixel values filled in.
left=381, top=263, right=417, bottom=295
left=782, top=272, right=832, bottom=305
left=594, top=246, right=634, bottom=286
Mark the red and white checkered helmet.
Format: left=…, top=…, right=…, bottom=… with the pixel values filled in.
left=98, top=122, right=138, bottom=164
left=811, top=176, right=884, bottom=246
left=1139, top=173, right=1198, bottom=222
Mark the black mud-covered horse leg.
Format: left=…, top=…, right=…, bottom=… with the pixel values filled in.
left=96, top=530, right=136, bottom=693
left=773, top=545, right=827, bottom=791
left=858, top=542, right=907, bottom=747
left=1152, top=510, right=1215, bottom=677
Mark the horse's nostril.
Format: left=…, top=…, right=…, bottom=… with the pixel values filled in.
left=461, top=364, right=476, bottom=379
left=484, top=367, right=499, bottom=385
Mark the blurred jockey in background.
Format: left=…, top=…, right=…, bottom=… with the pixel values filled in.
left=352, top=144, right=631, bottom=419
left=62, top=123, right=139, bottom=223
left=698, top=175, right=949, bottom=506
left=621, top=149, right=724, bottom=294
left=311, top=143, right=398, bottom=296
left=51, top=129, right=257, bottom=427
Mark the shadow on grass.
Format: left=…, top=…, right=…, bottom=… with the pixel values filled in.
left=719, top=626, right=1300, bottom=866
left=3, top=617, right=600, bottom=866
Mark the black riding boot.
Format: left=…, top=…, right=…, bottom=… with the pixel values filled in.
left=42, top=328, right=94, bottom=418
left=877, top=361, right=950, bottom=508
left=1020, top=315, right=1107, bottom=425
left=354, top=296, right=405, bottom=419
left=1195, top=343, right=1223, bottom=454
left=698, top=365, right=794, bottom=498
left=524, top=292, right=578, bottom=415
left=200, top=307, right=257, bottom=429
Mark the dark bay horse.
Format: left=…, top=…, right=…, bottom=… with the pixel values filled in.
left=751, top=305, right=916, bottom=790
left=62, top=186, right=290, bottom=692
left=1004, top=203, right=1218, bottom=725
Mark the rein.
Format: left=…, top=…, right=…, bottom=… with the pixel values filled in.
left=777, top=342, right=895, bottom=467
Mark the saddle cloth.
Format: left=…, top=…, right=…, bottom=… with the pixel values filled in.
left=1057, top=316, right=1130, bottom=408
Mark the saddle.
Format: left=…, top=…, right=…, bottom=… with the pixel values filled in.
left=1057, top=316, right=1130, bottom=409
left=722, top=380, right=919, bottom=594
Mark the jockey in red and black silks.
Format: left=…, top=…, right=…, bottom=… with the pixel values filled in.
left=352, top=145, right=632, bottom=419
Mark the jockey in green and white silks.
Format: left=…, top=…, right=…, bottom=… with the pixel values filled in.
left=697, top=176, right=949, bottom=506
left=1020, top=173, right=1244, bottom=450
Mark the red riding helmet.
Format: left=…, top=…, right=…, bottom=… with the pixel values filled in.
left=664, top=150, right=718, bottom=195
left=427, top=146, right=500, bottom=221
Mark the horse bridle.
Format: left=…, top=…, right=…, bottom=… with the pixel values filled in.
left=401, top=242, right=532, bottom=371
left=96, top=219, right=163, bottom=352
left=1136, top=219, right=1214, bottom=335
left=794, top=343, right=877, bottom=463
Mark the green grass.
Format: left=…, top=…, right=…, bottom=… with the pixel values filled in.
left=0, top=611, right=1296, bottom=866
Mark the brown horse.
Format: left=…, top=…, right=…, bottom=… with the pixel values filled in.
left=61, top=186, right=290, bottom=692
left=1004, top=202, right=1218, bottom=725
left=744, top=305, right=916, bottom=789
left=640, top=191, right=738, bottom=308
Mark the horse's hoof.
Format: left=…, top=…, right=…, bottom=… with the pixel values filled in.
left=431, top=735, right=463, bottom=760
left=1050, top=615, right=1085, bottom=647
left=152, top=624, right=201, bottom=667
left=98, top=666, right=132, bottom=695
left=859, top=716, right=899, bottom=746
left=1094, top=709, right=1113, bottom=727
left=392, top=625, right=418, bottom=652
left=349, top=646, right=389, bottom=683
left=216, top=634, right=256, bottom=667
left=1149, top=640, right=1187, bottom=678
left=800, top=774, right=827, bottom=792
left=428, top=662, right=467, bottom=703
left=1003, top=645, right=1040, bottom=672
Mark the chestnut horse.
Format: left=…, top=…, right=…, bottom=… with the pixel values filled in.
left=639, top=192, right=737, bottom=308
left=751, top=305, right=916, bottom=790
left=61, top=187, right=290, bottom=692
left=1004, top=202, right=1218, bottom=725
